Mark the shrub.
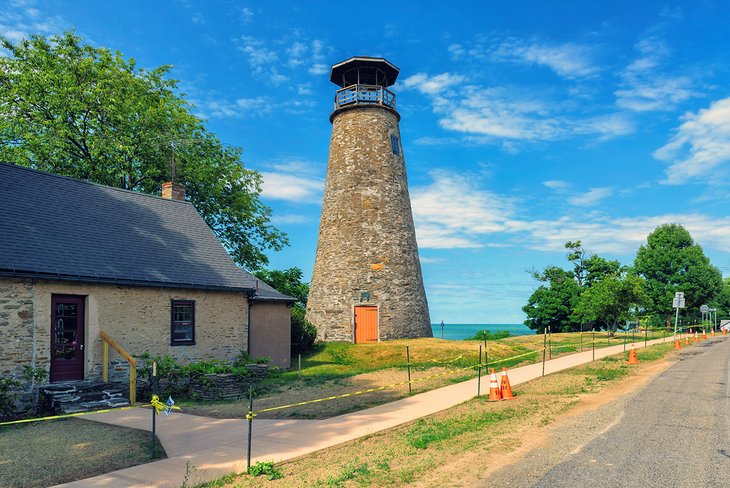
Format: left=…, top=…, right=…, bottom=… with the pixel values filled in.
left=466, top=329, right=512, bottom=341
left=291, top=307, right=317, bottom=354
left=249, top=461, right=283, bottom=480
left=0, top=377, right=21, bottom=420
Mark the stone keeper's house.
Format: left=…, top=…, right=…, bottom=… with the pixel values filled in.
left=0, top=163, right=293, bottom=396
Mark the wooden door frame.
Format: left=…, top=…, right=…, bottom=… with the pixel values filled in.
left=50, top=294, right=86, bottom=382
left=353, top=304, right=379, bottom=343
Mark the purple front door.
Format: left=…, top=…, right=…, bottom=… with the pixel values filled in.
left=50, top=295, right=85, bottom=382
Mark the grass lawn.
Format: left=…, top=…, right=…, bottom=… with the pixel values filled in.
left=199, top=341, right=677, bottom=487
left=181, top=330, right=672, bottom=420
left=0, top=418, right=165, bottom=487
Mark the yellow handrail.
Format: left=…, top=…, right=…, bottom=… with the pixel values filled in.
left=100, top=331, right=137, bottom=405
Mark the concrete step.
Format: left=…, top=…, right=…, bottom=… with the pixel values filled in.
left=40, top=381, right=129, bottom=414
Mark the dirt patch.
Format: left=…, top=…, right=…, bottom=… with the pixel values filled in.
left=0, top=418, right=164, bottom=487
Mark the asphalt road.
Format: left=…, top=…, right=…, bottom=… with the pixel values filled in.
left=533, top=336, right=730, bottom=488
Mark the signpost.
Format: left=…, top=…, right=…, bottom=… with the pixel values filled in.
left=701, top=304, right=709, bottom=335
left=673, top=292, right=685, bottom=341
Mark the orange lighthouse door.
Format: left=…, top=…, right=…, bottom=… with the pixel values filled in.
left=354, top=306, right=378, bottom=343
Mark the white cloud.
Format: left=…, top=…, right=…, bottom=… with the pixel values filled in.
left=655, top=97, right=730, bottom=184
left=568, top=187, right=613, bottom=206
left=493, top=39, right=599, bottom=79
left=240, top=7, right=255, bottom=23
left=400, top=72, right=466, bottom=95
left=0, top=2, right=68, bottom=53
left=410, top=170, right=514, bottom=249
left=407, top=80, right=633, bottom=142
left=615, top=36, right=696, bottom=112
left=409, top=172, right=730, bottom=256
left=201, top=96, right=270, bottom=118
left=543, top=180, right=571, bottom=190
left=259, top=159, right=324, bottom=204
left=237, top=34, right=330, bottom=85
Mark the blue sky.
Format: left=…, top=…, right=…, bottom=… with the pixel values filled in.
left=3, top=1, right=730, bottom=323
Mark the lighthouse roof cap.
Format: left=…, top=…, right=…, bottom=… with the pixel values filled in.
left=330, top=56, right=400, bottom=87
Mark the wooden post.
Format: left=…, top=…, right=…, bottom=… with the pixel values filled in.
left=247, top=385, right=253, bottom=472
left=592, top=329, right=596, bottom=361
left=102, top=342, right=109, bottom=383
left=129, top=366, right=136, bottom=405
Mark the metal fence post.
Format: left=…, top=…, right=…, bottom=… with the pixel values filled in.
left=406, top=345, right=412, bottom=394
left=247, top=385, right=253, bottom=472
left=592, top=329, right=595, bottom=361
left=542, top=328, right=547, bottom=376
left=477, top=345, right=482, bottom=396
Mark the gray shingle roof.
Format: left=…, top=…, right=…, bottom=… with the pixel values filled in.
left=0, top=163, right=293, bottom=301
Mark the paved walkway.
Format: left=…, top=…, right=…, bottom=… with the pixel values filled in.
left=58, top=336, right=676, bottom=487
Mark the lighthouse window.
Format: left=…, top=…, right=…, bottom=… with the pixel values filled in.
left=390, top=134, right=401, bottom=156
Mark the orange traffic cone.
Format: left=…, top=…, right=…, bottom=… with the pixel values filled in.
left=694, top=332, right=699, bottom=343
left=723, top=328, right=727, bottom=335
left=685, top=336, right=691, bottom=346
left=627, top=344, right=639, bottom=364
left=488, top=369, right=502, bottom=401
left=673, top=338, right=681, bottom=349
left=500, top=367, right=515, bottom=400
left=711, top=330, right=715, bottom=337
left=702, top=330, right=708, bottom=340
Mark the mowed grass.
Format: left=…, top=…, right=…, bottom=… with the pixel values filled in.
left=182, top=331, right=674, bottom=420
left=198, top=340, right=680, bottom=487
left=0, top=418, right=165, bottom=487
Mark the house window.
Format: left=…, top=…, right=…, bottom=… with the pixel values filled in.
left=390, top=134, right=401, bottom=156
left=171, top=300, right=195, bottom=345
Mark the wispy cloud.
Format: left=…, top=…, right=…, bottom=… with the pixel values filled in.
left=236, top=34, right=330, bottom=84
left=492, top=39, right=599, bottom=79
left=543, top=180, right=571, bottom=190
left=402, top=75, right=633, bottom=143
left=568, top=187, right=613, bottom=206
left=655, top=97, right=730, bottom=184
left=410, top=172, right=730, bottom=256
left=615, top=36, right=696, bottom=112
left=0, top=0, right=68, bottom=55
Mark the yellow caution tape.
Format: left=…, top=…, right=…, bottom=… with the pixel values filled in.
left=0, top=404, right=145, bottom=426
left=428, top=354, right=464, bottom=364
left=150, top=394, right=181, bottom=415
left=251, top=350, right=540, bottom=417
left=0, top=395, right=184, bottom=426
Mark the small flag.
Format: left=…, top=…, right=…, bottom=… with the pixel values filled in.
left=165, top=396, right=175, bottom=416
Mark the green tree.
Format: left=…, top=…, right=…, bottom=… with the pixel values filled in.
left=0, top=32, right=286, bottom=270
left=633, top=224, right=722, bottom=322
left=522, top=266, right=582, bottom=332
left=254, top=268, right=317, bottom=354
left=709, top=278, right=730, bottom=319
left=573, top=272, right=646, bottom=335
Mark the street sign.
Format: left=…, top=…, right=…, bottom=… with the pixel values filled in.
left=673, top=292, right=685, bottom=308
left=700, top=304, right=709, bottom=313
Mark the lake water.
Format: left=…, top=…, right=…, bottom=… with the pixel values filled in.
left=431, top=323, right=535, bottom=340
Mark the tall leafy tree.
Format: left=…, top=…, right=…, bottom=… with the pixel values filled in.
left=0, top=32, right=287, bottom=270
left=523, top=266, right=582, bottom=332
left=634, top=224, right=722, bottom=322
left=572, top=272, right=646, bottom=335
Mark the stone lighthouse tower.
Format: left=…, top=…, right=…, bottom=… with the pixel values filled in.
left=306, top=56, right=432, bottom=343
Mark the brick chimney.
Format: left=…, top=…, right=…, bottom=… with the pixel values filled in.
left=161, top=181, right=185, bottom=200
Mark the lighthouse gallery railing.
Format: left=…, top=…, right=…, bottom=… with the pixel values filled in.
left=334, top=84, right=396, bottom=110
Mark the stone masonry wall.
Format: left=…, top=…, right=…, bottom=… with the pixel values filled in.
left=306, top=105, right=432, bottom=341
left=0, top=278, right=249, bottom=386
